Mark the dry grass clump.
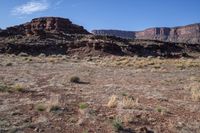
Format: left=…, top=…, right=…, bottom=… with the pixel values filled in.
left=35, top=94, right=61, bottom=112
left=107, top=95, right=139, bottom=109
left=36, top=104, right=46, bottom=112
left=174, top=59, right=200, bottom=69
left=12, top=83, right=26, bottom=92
left=107, top=95, right=118, bottom=108
left=189, top=83, right=200, bottom=102
left=122, top=97, right=138, bottom=109
left=99, top=56, right=165, bottom=69
left=47, top=93, right=61, bottom=112
left=121, top=114, right=134, bottom=124
left=190, top=76, right=200, bottom=82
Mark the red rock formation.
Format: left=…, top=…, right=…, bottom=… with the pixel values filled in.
left=0, top=17, right=89, bottom=36
left=92, top=23, right=200, bottom=44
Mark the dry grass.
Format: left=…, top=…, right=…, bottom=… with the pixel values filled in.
left=107, top=95, right=118, bottom=108
left=12, top=83, right=26, bottom=92
left=121, top=114, right=134, bottom=124
left=96, top=56, right=200, bottom=70
left=121, top=97, right=138, bottom=109
left=190, top=83, right=200, bottom=102
left=47, top=93, right=61, bottom=112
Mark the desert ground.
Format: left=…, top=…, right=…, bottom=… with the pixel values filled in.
left=0, top=54, right=200, bottom=133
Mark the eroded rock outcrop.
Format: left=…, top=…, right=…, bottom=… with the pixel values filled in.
left=0, top=17, right=89, bottom=37
left=92, top=23, right=200, bottom=44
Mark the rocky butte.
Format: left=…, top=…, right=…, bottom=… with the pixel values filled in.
left=0, top=17, right=89, bottom=37
left=92, top=23, right=200, bottom=44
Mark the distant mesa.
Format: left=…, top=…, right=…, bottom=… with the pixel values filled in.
left=92, top=23, right=200, bottom=44
left=92, top=30, right=134, bottom=39
left=0, top=17, right=90, bottom=37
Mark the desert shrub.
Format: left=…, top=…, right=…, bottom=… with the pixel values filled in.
left=0, top=83, right=12, bottom=92
left=79, top=103, right=88, bottom=109
left=5, top=62, right=12, bottom=66
left=112, top=118, right=123, bottom=131
left=107, top=95, right=118, bottom=108
left=121, top=92, right=127, bottom=97
left=70, top=76, right=80, bottom=83
left=49, top=105, right=61, bottom=112
left=13, top=84, right=26, bottom=93
left=156, top=106, right=162, bottom=113
left=36, top=104, right=46, bottom=112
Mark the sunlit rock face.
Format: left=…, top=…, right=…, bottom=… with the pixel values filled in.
left=92, top=23, right=200, bottom=44
left=0, top=17, right=90, bottom=37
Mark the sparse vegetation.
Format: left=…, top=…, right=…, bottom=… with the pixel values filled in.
left=112, top=118, right=123, bottom=131
left=47, top=93, right=61, bottom=112
left=121, top=92, right=127, bottom=97
left=13, top=84, right=26, bottom=92
left=0, top=54, right=200, bottom=132
left=0, top=83, right=12, bottom=92
left=49, top=105, right=61, bottom=112
left=79, top=103, right=88, bottom=109
left=156, top=107, right=162, bottom=113
left=70, top=76, right=80, bottom=83
left=107, top=95, right=118, bottom=108
left=36, top=104, right=46, bottom=112
left=189, top=82, right=200, bottom=101
left=5, top=62, right=13, bottom=66
left=121, top=97, right=138, bottom=109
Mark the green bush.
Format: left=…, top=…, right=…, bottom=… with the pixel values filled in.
left=112, top=118, right=123, bottom=131
left=79, top=103, right=88, bottom=109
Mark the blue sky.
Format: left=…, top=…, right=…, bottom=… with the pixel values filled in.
left=0, top=0, right=200, bottom=31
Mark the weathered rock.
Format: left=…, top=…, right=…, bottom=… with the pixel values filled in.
left=0, top=17, right=90, bottom=37
left=92, top=23, right=200, bottom=44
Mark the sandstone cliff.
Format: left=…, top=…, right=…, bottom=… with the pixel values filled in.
left=0, top=17, right=89, bottom=37
left=92, top=23, right=200, bottom=44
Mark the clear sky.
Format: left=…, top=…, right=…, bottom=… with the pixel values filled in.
left=0, top=0, right=200, bottom=31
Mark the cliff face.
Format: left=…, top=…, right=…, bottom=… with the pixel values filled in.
left=0, top=17, right=89, bottom=37
left=92, top=23, right=200, bottom=44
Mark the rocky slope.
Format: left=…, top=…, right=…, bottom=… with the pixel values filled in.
left=92, top=23, right=200, bottom=44
left=0, top=17, right=200, bottom=58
